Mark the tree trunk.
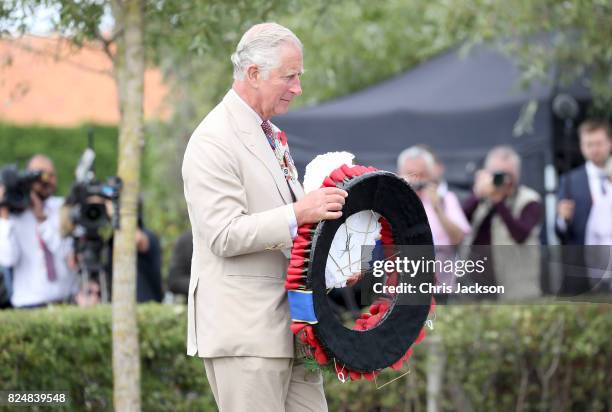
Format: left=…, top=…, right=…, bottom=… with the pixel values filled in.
left=110, top=0, right=145, bottom=411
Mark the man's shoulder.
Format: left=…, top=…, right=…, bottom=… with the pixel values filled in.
left=517, top=185, right=541, bottom=203
left=185, top=99, right=238, bottom=154
left=191, top=102, right=230, bottom=138
left=182, top=99, right=242, bottom=177
left=562, top=165, right=587, bottom=180
left=45, top=196, right=65, bottom=211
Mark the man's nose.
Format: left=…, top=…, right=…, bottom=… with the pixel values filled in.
left=290, top=77, right=302, bottom=96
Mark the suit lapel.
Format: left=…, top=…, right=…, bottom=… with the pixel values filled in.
left=578, top=166, right=592, bottom=211
left=288, top=176, right=305, bottom=200
left=223, top=91, right=293, bottom=204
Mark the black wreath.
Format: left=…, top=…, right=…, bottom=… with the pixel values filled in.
left=308, top=171, right=434, bottom=372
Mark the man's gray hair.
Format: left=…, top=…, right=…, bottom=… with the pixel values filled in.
left=396, top=146, right=435, bottom=173
left=485, top=145, right=521, bottom=178
left=231, top=22, right=302, bottom=80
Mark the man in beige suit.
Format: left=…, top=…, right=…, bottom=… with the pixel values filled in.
left=182, top=23, right=347, bottom=411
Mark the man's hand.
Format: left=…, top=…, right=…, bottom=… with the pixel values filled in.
left=489, top=186, right=510, bottom=204
left=136, top=228, right=150, bottom=253
left=293, top=187, right=348, bottom=225
left=423, top=184, right=441, bottom=210
left=557, top=199, right=575, bottom=221
left=473, top=170, right=494, bottom=199
left=75, top=281, right=101, bottom=307
left=346, top=271, right=364, bottom=287
left=473, top=170, right=512, bottom=204
left=0, top=185, right=8, bottom=219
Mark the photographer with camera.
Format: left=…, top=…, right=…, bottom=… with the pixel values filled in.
left=462, top=145, right=543, bottom=299
left=398, top=146, right=471, bottom=246
left=398, top=146, right=472, bottom=302
left=0, top=155, right=78, bottom=308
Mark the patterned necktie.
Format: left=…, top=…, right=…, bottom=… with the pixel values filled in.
left=261, top=120, right=275, bottom=149
left=37, top=231, right=57, bottom=282
left=261, top=121, right=298, bottom=183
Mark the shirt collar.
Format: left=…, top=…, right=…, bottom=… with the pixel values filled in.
left=229, top=88, right=279, bottom=132
left=586, top=161, right=605, bottom=177
left=230, top=88, right=263, bottom=124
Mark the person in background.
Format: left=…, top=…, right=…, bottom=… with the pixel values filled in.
left=398, top=145, right=471, bottom=301
left=556, top=119, right=611, bottom=294
left=398, top=145, right=470, bottom=246
left=416, top=144, right=449, bottom=198
left=462, top=145, right=543, bottom=300
left=0, top=155, right=78, bottom=308
left=167, top=229, right=192, bottom=298
left=0, top=265, right=12, bottom=308
left=104, top=198, right=163, bottom=303
left=584, top=158, right=612, bottom=292
left=73, top=196, right=163, bottom=305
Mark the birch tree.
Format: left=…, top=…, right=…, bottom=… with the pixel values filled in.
left=2, top=1, right=145, bottom=409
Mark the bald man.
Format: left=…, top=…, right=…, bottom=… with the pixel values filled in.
left=0, top=154, right=78, bottom=307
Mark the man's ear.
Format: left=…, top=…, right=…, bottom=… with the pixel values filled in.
left=246, top=64, right=259, bottom=88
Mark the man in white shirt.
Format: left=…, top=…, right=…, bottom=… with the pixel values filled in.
left=0, top=155, right=77, bottom=308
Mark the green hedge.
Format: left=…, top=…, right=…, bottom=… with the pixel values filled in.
left=0, top=303, right=610, bottom=411
left=0, top=123, right=118, bottom=197
left=0, top=122, right=190, bottom=276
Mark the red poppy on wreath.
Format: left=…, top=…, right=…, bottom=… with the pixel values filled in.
left=278, top=130, right=288, bottom=146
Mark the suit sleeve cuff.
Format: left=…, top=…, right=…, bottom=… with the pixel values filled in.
left=285, top=204, right=298, bottom=239
left=556, top=217, right=567, bottom=232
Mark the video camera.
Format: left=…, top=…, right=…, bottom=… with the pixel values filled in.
left=67, top=147, right=122, bottom=260
left=65, top=138, right=122, bottom=303
left=0, top=165, right=43, bottom=213
left=68, top=173, right=122, bottom=235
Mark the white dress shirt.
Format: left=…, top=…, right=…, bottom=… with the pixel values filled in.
left=584, top=187, right=612, bottom=289
left=0, top=196, right=78, bottom=307
left=557, top=161, right=611, bottom=232
left=585, top=191, right=612, bottom=245
left=229, top=88, right=298, bottom=239
left=585, top=161, right=610, bottom=204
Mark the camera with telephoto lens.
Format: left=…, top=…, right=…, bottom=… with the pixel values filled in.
left=492, top=171, right=509, bottom=187
left=0, top=164, right=43, bottom=213
left=65, top=142, right=122, bottom=303
left=68, top=178, right=122, bottom=234
left=66, top=176, right=121, bottom=304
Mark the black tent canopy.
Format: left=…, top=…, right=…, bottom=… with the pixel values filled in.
left=275, top=42, right=591, bottom=196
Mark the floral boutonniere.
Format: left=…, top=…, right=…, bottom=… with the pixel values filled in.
left=278, top=130, right=288, bottom=146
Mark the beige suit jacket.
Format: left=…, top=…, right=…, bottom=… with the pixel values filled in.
left=182, top=90, right=305, bottom=358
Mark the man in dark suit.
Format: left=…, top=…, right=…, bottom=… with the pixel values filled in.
left=556, top=119, right=611, bottom=294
